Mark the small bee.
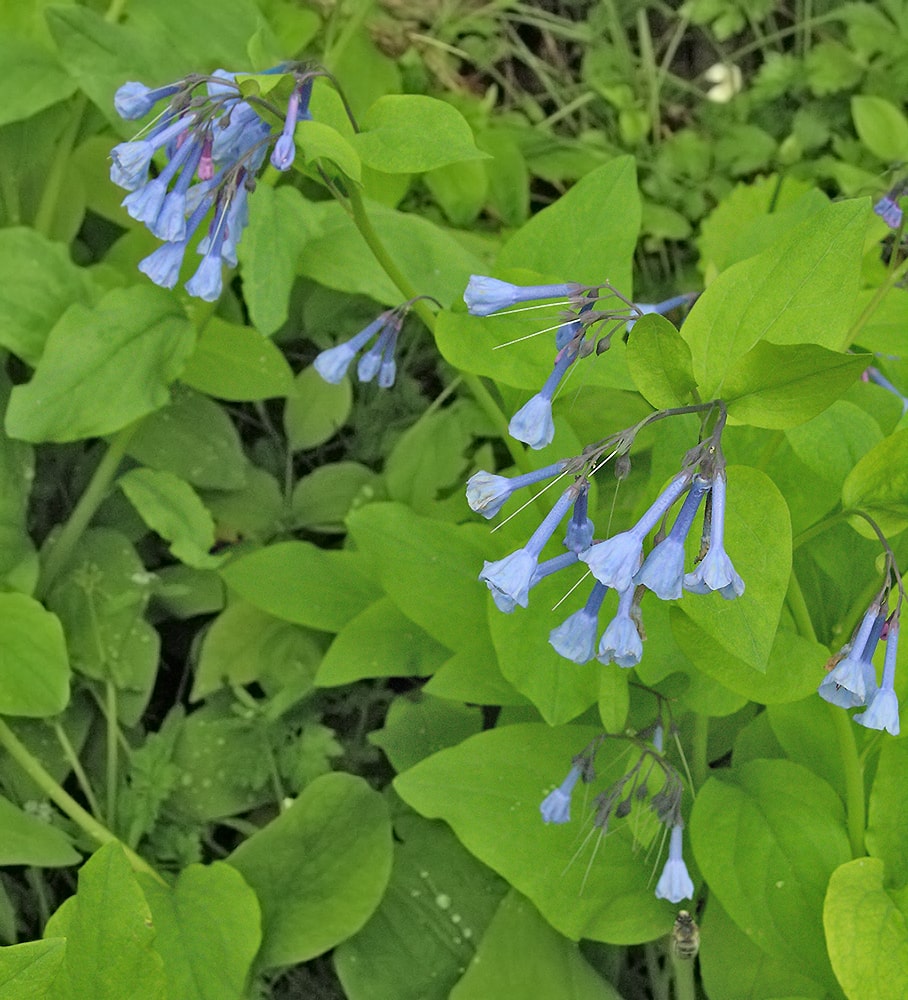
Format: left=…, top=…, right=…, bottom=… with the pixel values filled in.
left=671, top=910, right=700, bottom=960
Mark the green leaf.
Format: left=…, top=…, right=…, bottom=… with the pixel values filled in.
left=0, top=228, right=94, bottom=365
left=49, top=842, right=166, bottom=1000
left=598, top=665, right=629, bottom=733
left=842, top=428, right=908, bottom=536
left=451, top=890, right=618, bottom=1000
left=0, top=387, right=38, bottom=593
left=395, top=724, right=668, bottom=944
left=626, top=314, right=698, bottom=407
left=45, top=529, right=157, bottom=707
left=352, top=95, right=488, bottom=173
left=291, top=462, right=379, bottom=534
left=690, top=759, right=850, bottom=989
left=219, top=542, right=381, bottom=631
left=228, top=772, right=392, bottom=968
left=5, top=287, right=195, bottom=443
left=119, top=468, right=220, bottom=570
left=424, top=644, right=527, bottom=708
left=0, top=594, right=69, bottom=717
left=180, top=317, right=294, bottom=401
left=126, top=387, right=248, bottom=491
left=678, top=466, right=791, bottom=672
left=866, top=737, right=908, bottom=888
left=139, top=862, right=261, bottom=1000
left=345, top=504, right=488, bottom=654
left=498, top=157, right=639, bottom=291
left=334, top=816, right=508, bottom=1000
left=0, top=795, right=79, bottom=867
left=825, top=858, right=908, bottom=1000
left=191, top=601, right=321, bottom=702
left=682, top=199, right=868, bottom=397
left=0, top=37, right=76, bottom=126
left=295, top=119, right=362, bottom=181
left=236, top=186, right=312, bottom=337
left=370, top=694, right=483, bottom=773
left=700, top=896, right=827, bottom=1000
left=316, top=597, right=449, bottom=687
left=852, top=95, right=908, bottom=162
left=284, top=366, right=353, bottom=451
left=721, top=341, right=869, bottom=429
left=298, top=200, right=485, bottom=308
left=785, top=400, right=883, bottom=491
left=0, top=939, right=66, bottom=1000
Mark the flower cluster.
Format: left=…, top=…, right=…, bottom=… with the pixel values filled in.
left=540, top=729, right=694, bottom=904
left=469, top=438, right=744, bottom=669
left=819, top=596, right=901, bottom=735
left=110, top=66, right=317, bottom=300
left=312, top=296, right=439, bottom=389
left=874, top=182, right=905, bottom=230
left=463, top=276, right=697, bottom=450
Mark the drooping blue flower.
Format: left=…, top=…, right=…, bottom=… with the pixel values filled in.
left=653, top=723, right=664, bottom=753
left=464, top=275, right=579, bottom=316
left=479, top=485, right=578, bottom=608
left=818, top=603, right=882, bottom=708
left=110, top=116, right=193, bottom=191
left=540, top=764, right=582, bottom=824
left=855, top=617, right=900, bottom=735
left=466, top=462, right=567, bottom=520
left=549, top=581, right=608, bottom=664
left=508, top=342, right=579, bottom=449
left=313, top=312, right=397, bottom=384
left=357, top=322, right=397, bottom=383
left=137, top=197, right=212, bottom=288
left=270, top=76, right=314, bottom=171
left=563, top=481, right=594, bottom=552
left=683, top=469, right=744, bottom=599
left=864, top=367, right=908, bottom=414
left=655, top=824, right=695, bottom=903
left=581, top=473, right=691, bottom=593
left=874, top=191, right=903, bottom=230
left=635, top=477, right=709, bottom=600
left=490, top=551, right=579, bottom=613
left=114, top=80, right=184, bottom=119
left=597, top=585, right=643, bottom=667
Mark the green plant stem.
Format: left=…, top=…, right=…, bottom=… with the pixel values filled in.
left=33, top=95, right=87, bottom=239
left=105, top=680, right=118, bottom=828
left=644, top=941, right=670, bottom=1000
left=26, top=868, right=51, bottom=930
left=793, top=509, right=846, bottom=549
left=636, top=8, right=660, bottom=144
left=0, top=718, right=164, bottom=884
left=53, top=720, right=101, bottom=818
left=671, top=951, right=696, bottom=1000
left=346, top=187, right=531, bottom=472
left=786, top=569, right=817, bottom=643
left=37, top=423, right=139, bottom=600
left=845, top=256, right=908, bottom=350
left=691, top=712, right=709, bottom=790
left=828, top=704, right=866, bottom=858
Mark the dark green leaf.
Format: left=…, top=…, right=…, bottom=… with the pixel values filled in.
left=0, top=594, right=69, bottom=717
left=284, top=366, right=352, bottom=451
left=0, top=795, right=79, bottom=867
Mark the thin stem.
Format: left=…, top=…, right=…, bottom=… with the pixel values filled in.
left=828, top=704, right=865, bottom=858
left=845, top=256, right=908, bottom=351
left=105, top=680, right=118, bottom=828
left=346, top=186, right=531, bottom=471
left=33, top=96, right=87, bottom=238
left=690, top=712, right=709, bottom=790
left=37, top=423, right=140, bottom=599
left=0, top=718, right=164, bottom=884
left=793, top=509, right=847, bottom=550
left=53, top=720, right=101, bottom=818
left=636, top=8, right=660, bottom=144
left=786, top=569, right=818, bottom=643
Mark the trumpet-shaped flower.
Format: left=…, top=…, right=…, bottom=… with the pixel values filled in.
left=479, top=486, right=577, bottom=608
left=549, top=582, right=608, bottom=664
left=314, top=312, right=398, bottom=384
left=563, top=481, right=594, bottom=552
left=625, top=292, right=698, bottom=333
left=683, top=470, right=744, bottom=599
left=655, top=824, right=695, bottom=903
left=508, top=344, right=578, bottom=449
left=597, top=586, right=643, bottom=667
left=490, top=551, right=579, bottom=613
left=464, top=275, right=580, bottom=316
left=540, top=764, right=582, bottom=824
left=466, top=463, right=566, bottom=520
left=855, top=619, right=900, bottom=735
left=818, top=603, right=882, bottom=708
left=635, top=478, right=709, bottom=600
left=581, top=473, right=690, bottom=593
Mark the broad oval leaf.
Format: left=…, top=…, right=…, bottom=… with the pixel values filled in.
left=6, top=286, right=195, bottom=443
left=228, top=772, right=392, bottom=968
left=842, top=428, right=908, bottom=536
left=0, top=594, right=70, bottom=717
